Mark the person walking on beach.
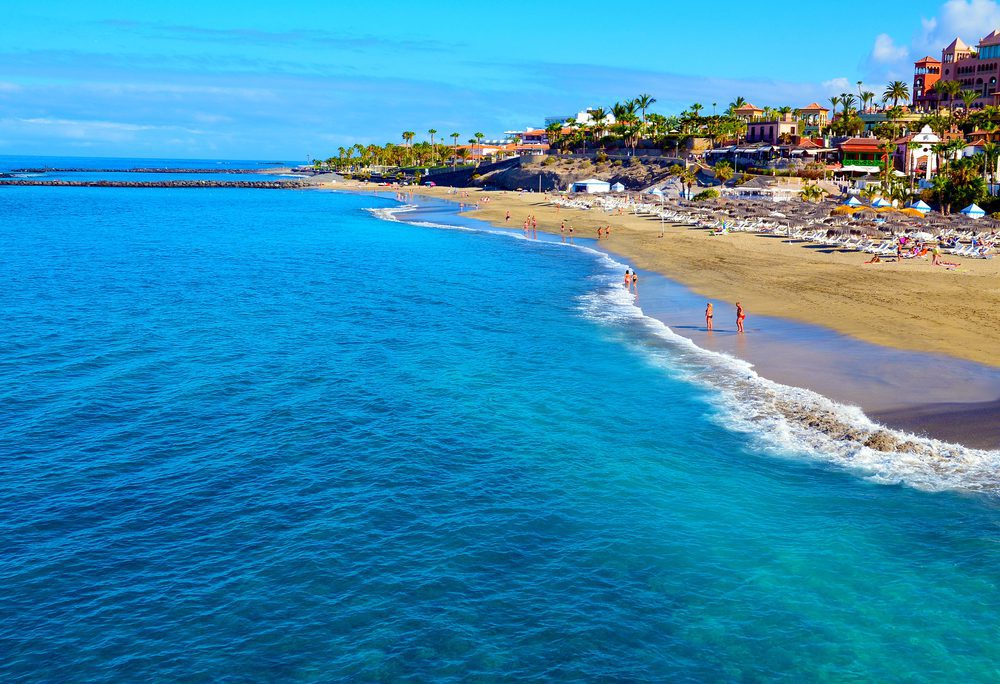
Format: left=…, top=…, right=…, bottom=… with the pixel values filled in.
left=736, top=302, right=745, bottom=333
left=631, top=272, right=638, bottom=293
left=705, top=302, right=713, bottom=330
left=605, top=225, right=611, bottom=238
left=505, top=210, right=511, bottom=223
left=624, top=269, right=631, bottom=288
left=597, top=226, right=603, bottom=239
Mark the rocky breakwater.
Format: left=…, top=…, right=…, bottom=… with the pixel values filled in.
left=0, top=179, right=310, bottom=189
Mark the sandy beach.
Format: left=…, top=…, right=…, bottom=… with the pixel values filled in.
left=367, top=183, right=1000, bottom=369
left=327, top=180, right=1000, bottom=448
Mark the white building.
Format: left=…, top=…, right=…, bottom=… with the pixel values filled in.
left=898, top=125, right=940, bottom=180
left=571, top=178, right=611, bottom=193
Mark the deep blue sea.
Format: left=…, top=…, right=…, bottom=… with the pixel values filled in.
left=2, top=178, right=1000, bottom=681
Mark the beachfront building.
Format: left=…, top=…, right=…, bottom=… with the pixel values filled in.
left=893, top=125, right=940, bottom=179
left=912, top=31, right=1000, bottom=111
left=570, top=178, right=611, bottom=193
left=912, top=56, right=942, bottom=111
left=732, top=103, right=765, bottom=122
left=837, top=137, right=889, bottom=173
left=797, top=103, right=830, bottom=136
left=745, top=112, right=798, bottom=144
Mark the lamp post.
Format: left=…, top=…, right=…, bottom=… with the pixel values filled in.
left=659, top=194, right=664, bottom=238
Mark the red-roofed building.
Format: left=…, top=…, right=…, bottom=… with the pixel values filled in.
left=837, top=137, right=890, bottom=172
left=797, top=102, right=830, bottom=136
left=732, top=103, right=764, bottom=121
left=914, top=30, right=1000, bottom=111
left=912, top=56, right=941, bottom=111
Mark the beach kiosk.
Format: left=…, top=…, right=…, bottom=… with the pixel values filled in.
left=610, top=182, right=625, bottom=192
left=960, top=203, right=986, bottom=219
left=908, top=200, right=932, bottom=214
left=571, top=178, right=611, bottom=194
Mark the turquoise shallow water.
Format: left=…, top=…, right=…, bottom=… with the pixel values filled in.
left=2, top=184, right=1000, bottom=681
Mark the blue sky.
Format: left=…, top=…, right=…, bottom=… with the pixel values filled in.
left=1, top=0, right=996, bottom=160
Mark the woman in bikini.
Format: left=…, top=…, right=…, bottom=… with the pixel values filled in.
left=736, top=302, right=745, bottom=333
left=705, top=302, right=713, bottom=330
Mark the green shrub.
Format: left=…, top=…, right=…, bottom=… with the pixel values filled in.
left=541, top=156, right=557, bottom=166
left=595, top=150, right=609, bottom=163
left=692, top=189, right=720, bottom=201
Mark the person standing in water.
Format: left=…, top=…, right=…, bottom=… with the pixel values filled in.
left=705, top=302, right=713, bottom=330
left=736, top=302, right=745, bottom=333
left=623, top=269, right=631, bottom=288
left=631, top=272, right=638, bottom=293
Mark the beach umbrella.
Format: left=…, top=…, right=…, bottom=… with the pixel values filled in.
left=649, top=188, right=664, bottom=197
left=960, top=203, right=986, bottom=219
left=871, top=197, right=892, bottom=208
left=843, top=196, right=862, bottom=207
left=908, top=199, right=931, bottom=213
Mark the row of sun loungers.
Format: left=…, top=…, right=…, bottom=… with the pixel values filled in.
left=548, top=196, right=995, bottom=259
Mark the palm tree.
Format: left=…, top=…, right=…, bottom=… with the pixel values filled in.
left=474, top=132, right=485, bottom=165
left=635, top=93, right=656, bottom=125
left=589, top=107, right=609, bottom=142
left=714, top=161, right=734, bottom=185
left=980, top=141, right=1000, bottom=186
left=883, top=81, right=910, bottom=109
left=961, top=90, right=979, bottom=119
left=799, top=183, right=825, bottom=202
left=840, top=94, right=857, bottom=118
left=427, top=129, right=437, bottom=165
left=861, top=90, right=876, bottom=112
left=402, top=131, right=415, bottom=165
left=690, top=102, right=704, bottom=120
left=728, top=96, right=747, bottom=115
left=937, top=80, right=962, bottom=119
left=450, top=132, right=460, bottom=168
left=681, top=168, right=697, bottom=199
left=829, top=95, right=841, bottom=121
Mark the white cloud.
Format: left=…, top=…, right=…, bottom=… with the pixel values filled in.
left=915, top=0, right=1000, bottom=54
left=862, top=0, right=1000, bottom=84
left=871, top=33, right=909, bottom=63
left=822, top=77, right=852, bottom=92
left=0, top=117, right=207, bottom=143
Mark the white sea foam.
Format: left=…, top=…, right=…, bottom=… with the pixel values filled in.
left=366, top=201, right=1000, bottom=493
left=577, top=275, right=1000, bottom=493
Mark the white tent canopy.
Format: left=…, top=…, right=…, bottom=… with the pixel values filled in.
left=960, top=203, right=986, bottom=218
left=610, top=182, right=625, bottom=192
left=871, top=197, right=892, bottom=208
left=844, top=196, right=862, bottom=207
left=908, top=200, right=931, bottom=213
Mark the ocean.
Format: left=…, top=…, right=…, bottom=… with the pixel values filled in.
left=2, top=169, right=1000, bottom=681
